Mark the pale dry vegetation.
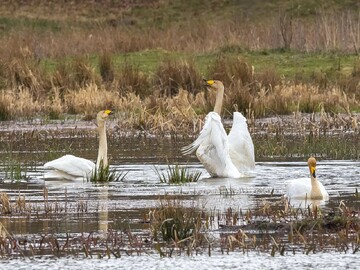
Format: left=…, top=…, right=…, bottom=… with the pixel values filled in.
left=0, top=2, right=358, bottom=135
left=0, top=57, right=358, bottom=136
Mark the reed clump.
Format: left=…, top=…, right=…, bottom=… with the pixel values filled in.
left=3, top=158, right=28, bottom=181
left=149, top=198, right=208, bottom=256
left=153, top=59, right=203, bottom=97
left=155, top=164, right=202, bottom=184
left=116, top=61, right=151, bottom=98
left=88, top=163, right=127, bottom=183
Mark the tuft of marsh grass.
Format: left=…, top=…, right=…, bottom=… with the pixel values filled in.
left=153, top=59, right=203, bottom=97
left=117, top=61, right=151, bottom=98
left=3, top=159, right=28, bottom=181
left=150, top=198, right=207, bottom=246
left=154, top=164, right=202, bottom=184
left=207, top=55, right=254, bottom=87
left=88, top=163, right=127, bottom=183
left=99, top=52, right=115, bottom=83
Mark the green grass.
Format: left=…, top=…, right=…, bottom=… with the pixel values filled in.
left=88, top=163, right=127, bottom=183
left=0, top=16, right=62, bottom=32
left=155, top=164, right=202, bottom=184
left=39, top=49, right=358, bottom=83
left=3, top=159, right=28, bottom=181
left=112, top=50, right=357, bottom=84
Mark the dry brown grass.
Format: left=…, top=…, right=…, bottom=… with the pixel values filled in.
left=116, top=90, right=202, bottom=135
left=0, top=73, right=358, bottom=135
left=0, top=9, right=358, bottom=131
left=0, top=9, right=359, bottom=59
left=153, top=59, right=203, bottom=96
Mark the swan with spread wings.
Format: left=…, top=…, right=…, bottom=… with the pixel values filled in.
left=182, top=80, right=255, bottom=178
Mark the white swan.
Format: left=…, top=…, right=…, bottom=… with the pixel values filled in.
left=285, top=157, right=329, bottom=200
left=182, top=79, right=255, bottom=178
left=43, top=110, right=112, bottom=181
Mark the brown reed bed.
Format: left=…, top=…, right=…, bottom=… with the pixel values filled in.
left=0, top=54, right=358, bottom=125
left=0, top=224, right=153, bottom=259
left=0, top=190, right=359, bottom=258
left=149, top=196, right=360, bottom=257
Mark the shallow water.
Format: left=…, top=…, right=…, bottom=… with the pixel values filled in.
left=0, top=129, right=359, bottom=268
left=2, top=252, right=360, bottom=270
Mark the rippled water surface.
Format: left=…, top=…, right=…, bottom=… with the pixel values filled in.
left=0, top=130, right=359, bottom=269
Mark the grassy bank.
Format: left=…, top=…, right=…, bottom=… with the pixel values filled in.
left=0, top=1, right=358, bottom=134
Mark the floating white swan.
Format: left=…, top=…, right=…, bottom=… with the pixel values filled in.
left=43, top=110, right=112, bottom=181
left=182, top=80, right=255, bottom=178
left=285, top=157, right=329, bottom=200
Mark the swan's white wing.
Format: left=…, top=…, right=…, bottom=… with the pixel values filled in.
left=228, top=112, right=255, bottom=171
left=182, top=112, right=240, bottom=178
left=285, top=178, right=312, bottom=199
left=44, top=154, right=95, bottom=180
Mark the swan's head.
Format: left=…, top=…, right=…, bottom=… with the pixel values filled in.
left=96, top=109, right=112, bottom=123
left=203, top=79, right=224, bottom=91
left=307, top=157, right=317, bottom=178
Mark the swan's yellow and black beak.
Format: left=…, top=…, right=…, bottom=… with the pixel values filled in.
left=203, top=79, right=215, bottom=87
left=105, top=109, right=113, bottom=115
left=310, top=166, right=316, bottom=178
left=307, top=157, right=317, bottom=178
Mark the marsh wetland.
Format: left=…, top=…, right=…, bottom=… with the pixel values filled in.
left=0, top=114, right=359, bottom=269
left=0, top=0, right=359, bottom=269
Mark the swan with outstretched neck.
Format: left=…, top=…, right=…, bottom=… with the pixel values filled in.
left=285, top=157, right=329, bottom=200
left=182, top=80, right=255, bottom=178
left=43, top=110, right=112, bottom=181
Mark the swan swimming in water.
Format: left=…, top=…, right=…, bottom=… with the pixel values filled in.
left=182, top=79, right=255, bottom=178
left=43, top=110, right=112, bottom=181
left=285, top=157, right=329, bottom=200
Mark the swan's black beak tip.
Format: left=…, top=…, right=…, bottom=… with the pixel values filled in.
left=203, top=79, right=210, bottom=87
left=105, top=109, right=114, bottom=116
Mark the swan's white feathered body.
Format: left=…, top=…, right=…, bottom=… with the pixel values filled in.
left=43, top=110, right=112, bottom=181
left=285, top=157, right=329, bottom=200
left=286, top=177, right=328, bottom=200
left=44, top=154, right=95, bottom=181
left=182, top=79, right=255, bottom=178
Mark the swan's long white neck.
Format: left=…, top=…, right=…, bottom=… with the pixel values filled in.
left=96, top=121, right=108, bottom=169
left=214, top=84, right=224, bottom=115
left=310, top=167, right=323, bottom=199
